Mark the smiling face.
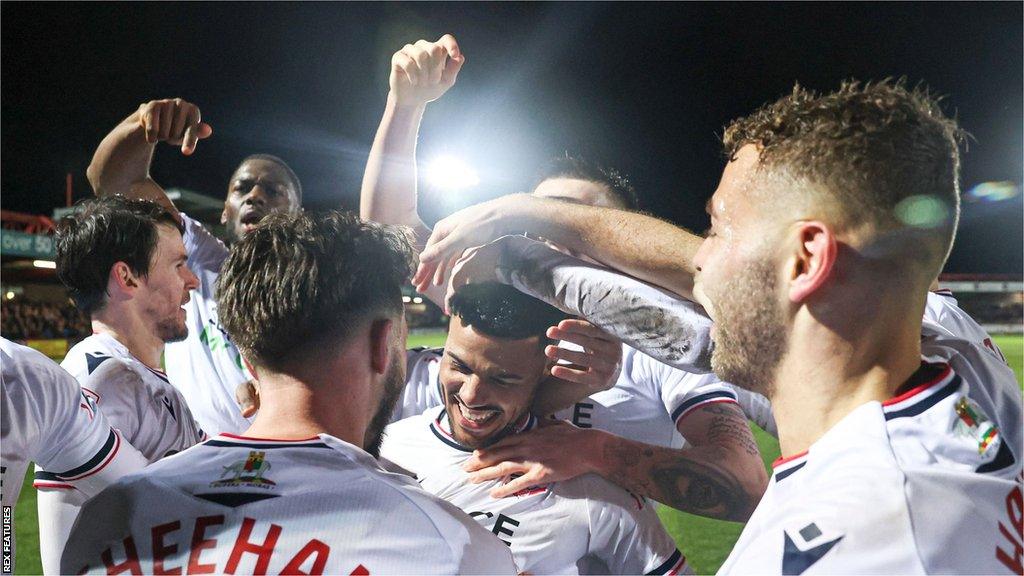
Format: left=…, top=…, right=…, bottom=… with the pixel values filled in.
left=137, top=224, right=199, bottom=343
left=692, top=145, right=790, bottom=397
left=439, top=315, right=552, bottom=449
left=221, top=158, right=301, bottom=242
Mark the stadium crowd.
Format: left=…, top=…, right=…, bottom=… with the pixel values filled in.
left=2, top=32, right=1022, bottom=576
left=0, top=299, right=90, bottom=341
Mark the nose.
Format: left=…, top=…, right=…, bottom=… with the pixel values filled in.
left=244, top=184, right=268, bottom=206
left=457, top=375, right=489, bottom=407
left=183, top=264, right=200, bottom=291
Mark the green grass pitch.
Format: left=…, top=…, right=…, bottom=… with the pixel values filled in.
left=12, top=333, right=1024, bottom=574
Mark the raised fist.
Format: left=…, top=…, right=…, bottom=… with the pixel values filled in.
left=137, top=98, right=213, bottom=155
left=390, top=34, right=465, bottom=107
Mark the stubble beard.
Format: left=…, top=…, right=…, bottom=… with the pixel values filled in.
left=364, top=356, right=406, bottom=458
left=709, top=257, right=789, bottom=400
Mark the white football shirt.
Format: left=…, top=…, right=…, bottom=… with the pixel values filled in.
left=36, top=333, right=207, bottom=574
left=555, top=344, right=740, bottom=449
left=164, top=212, right=253, bottom=435
left=380, top=406, right=689, bottom=575
left=719, top=359, right=1023, bottom=575
left=0, top=338, right=147, bottom=572
left=61, top=432, right=518, bottom=575
left=393, top=346, right=742, bottom=451
left=925, top=289, right=1008, bottom=363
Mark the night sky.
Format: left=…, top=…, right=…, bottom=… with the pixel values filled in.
left=3, top=2, right=1021, bottom=273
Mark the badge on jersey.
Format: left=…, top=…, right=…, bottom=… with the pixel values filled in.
left=210, top=451, right=276, bottom=489
left=953, top=396, right=1001, bottom=457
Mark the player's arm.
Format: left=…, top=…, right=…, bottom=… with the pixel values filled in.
left=449, top=235, right=714, bottom=372
left=87, top=98, right=213, bottom=217
left=465, top=406, right=765, bottom=521
left=416, top=193, right=704, bottom=300
left=360, top=35, right=464, bottom=307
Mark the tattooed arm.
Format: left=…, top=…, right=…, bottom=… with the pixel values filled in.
left=464, top=401, right=767, bottom=521
left=448, top=235, right=715, bottom=373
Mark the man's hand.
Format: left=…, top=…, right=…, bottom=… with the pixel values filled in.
left=462, top=420, right=601, bottom=498
left=137, top=98, right=213, bottom=155
left=414, top=193, right=538, bottom=292
left=545, top=319, right=622, bottom=391
left=390, top=34, right=465, bottom=107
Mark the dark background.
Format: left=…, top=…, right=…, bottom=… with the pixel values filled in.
left=3, top=2, right=1021, bottom=273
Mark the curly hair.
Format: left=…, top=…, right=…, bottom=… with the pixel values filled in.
left=723, top=79, right=964, bottom=271
left=217, top=210, right=415, bottom=370
left=56, top=196, right=183, bottom=314
left=448, top=282, right=568, bottom=347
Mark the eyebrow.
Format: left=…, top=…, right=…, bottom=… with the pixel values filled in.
left=447, top=351, right=526, bottom=382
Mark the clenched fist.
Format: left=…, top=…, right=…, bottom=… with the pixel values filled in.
left=390, top=34, right=465, bottom=107
left=137, top=98, right=213, bottom=155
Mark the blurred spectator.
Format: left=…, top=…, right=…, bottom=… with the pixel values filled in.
left=1, top=300, right=90, bottom=341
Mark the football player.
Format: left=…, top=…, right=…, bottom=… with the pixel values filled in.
left=363, top=35, right=768, bottom=520
left=86, top=101, right=302, bottom=434
left=380, top=282, right=689, bottom=575
left=60, top=211, right=516, bottom=575
left=35, top=196, right=206, bottom=574
left=1, top=338, right=147, bottom=572
left=418, top=80, right=1024, bottom=573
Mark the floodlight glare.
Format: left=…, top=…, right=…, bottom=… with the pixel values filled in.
left=33, top=260, right=56, bottom=269
left=426, top=155, right=480, bottom=191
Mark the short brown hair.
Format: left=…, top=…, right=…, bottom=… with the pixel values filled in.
left=216, top=210, right=415, bottom=371
left=56, top=196, right=183, bottom=314
left=723, top=79, right=964, bottom=274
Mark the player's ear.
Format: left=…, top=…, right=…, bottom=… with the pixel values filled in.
left=220, top=206, right=228, bottom=225
left=786, top=220, right=837, bottom=303
left=109, top=261, right=139, bottom=296
left=369, top=318, right=394, bottom=375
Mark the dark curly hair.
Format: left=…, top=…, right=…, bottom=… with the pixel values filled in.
left=448, top=282, right=568, bottom=347
left=535, top=153, right=640, bottom=211
left=56, top=196, right=183, bottom=314
left=722, top=79, right=964, bottom=273
left=217, top=210, right=415, bottom=370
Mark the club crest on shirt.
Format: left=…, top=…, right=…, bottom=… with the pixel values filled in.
left=210, top=450, right=276, bottom=489
left=953, top=396, right=1001, bottom=457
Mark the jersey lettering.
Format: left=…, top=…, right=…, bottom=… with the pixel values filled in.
left=281, top=540, right=330, bottom=575
left=224, top=517, right=281, bottom=574
left=101, top=536, right=142, bottom=575
left=186, top=515, right=223, bottom=574
left=492, top=514, right=520, bottom=546
left=997, top=471, right=1024, bottom=574
left=151, top=520, right=181, bottom=575
left=571, top=402, right=594, bottom=429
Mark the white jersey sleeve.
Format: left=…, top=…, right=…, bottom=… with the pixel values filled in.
left=390, top=347, right=444, bottom=422
left=180, top=210, right=230, bottom=278
left=491, top=234, right=714, bottom=373
left=1, top=338, right=147, bottom=572
left=625, top=350, right=738, bottom=428
left=577, top=477, right=688, bottom=575
left=165, top=212, right=252, bottom=435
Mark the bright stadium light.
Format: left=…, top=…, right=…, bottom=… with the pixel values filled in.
left=426, top=155, right=480, bottom=191
left=402, top=296, right=412, bottom=304
left=33, top=260, right=56, bottom=269
left=5, top=291, right=14, bottom=300
left=412, top=297, right=423, bottom=304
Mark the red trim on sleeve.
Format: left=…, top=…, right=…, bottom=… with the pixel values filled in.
left=33, top=482, right=76, bottom=490
left=772, top=449, right=809, bottom=469
left=62, top=430, right=122, bottom=481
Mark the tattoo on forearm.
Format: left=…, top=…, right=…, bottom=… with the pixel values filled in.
left=707, top=414, right=761, bottom=456
left=602, top=439, right=754, bottom=522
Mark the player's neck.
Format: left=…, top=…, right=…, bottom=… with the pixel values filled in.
left=770, top=308, right=922, bottom=458
left=90, top=315, right=163, bottom=371
left=243, top=361, right=373, bottom=450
